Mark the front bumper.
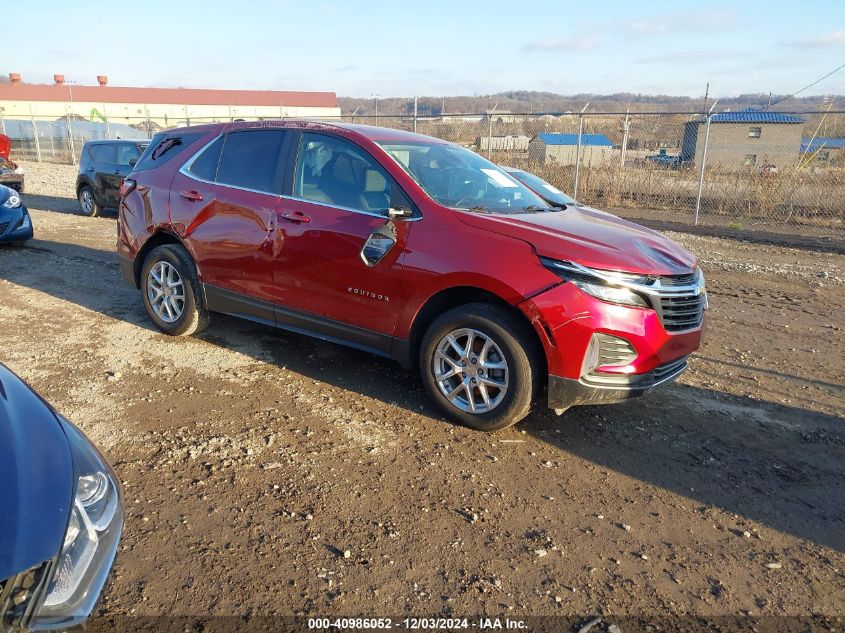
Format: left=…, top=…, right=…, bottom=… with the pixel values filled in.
left=519, top=281, right=703, bottom=411
left=0, top=205, right=33, bottom=243
left=548, top=355, right=688, bottom=411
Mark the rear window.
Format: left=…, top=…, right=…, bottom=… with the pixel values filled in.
left=187, top=136, right=224, bottom=182
left=215, top=130, right=286, bottom=194
left=89, top=144, right=117, bottom=164
left=133, top=131, right=205, bottom=172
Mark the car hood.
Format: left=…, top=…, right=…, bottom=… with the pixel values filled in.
left=455, top=204, right=696, bottom=275
left=0, top=365, right=74, bottom=581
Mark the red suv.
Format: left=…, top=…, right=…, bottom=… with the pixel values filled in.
left=117, top=121, right=706, bottom=431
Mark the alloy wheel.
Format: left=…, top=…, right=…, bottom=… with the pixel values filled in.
left=80, top=189, right=94, bottom=214
left=433, top=328, right=509, bottom=413
left=146, top=261, right=185, bottom=323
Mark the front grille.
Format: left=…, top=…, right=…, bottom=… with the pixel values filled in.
left=660, top=294, right=705, bottom=331
left=0, top=222, right=9, bottom=235
left=1, top=562, right=51, bottom=632
left=659, top=272, right=697, bottom=287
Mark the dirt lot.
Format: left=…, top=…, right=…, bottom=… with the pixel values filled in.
left=2, top=162, right=844, bottom=630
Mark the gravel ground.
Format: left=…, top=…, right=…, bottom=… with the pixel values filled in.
left=2, top=161, right=844, bottom=630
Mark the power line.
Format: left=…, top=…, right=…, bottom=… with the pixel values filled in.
left=766, top=62, right=845, bottom=110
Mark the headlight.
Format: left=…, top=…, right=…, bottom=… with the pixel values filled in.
left=2, top=193, right=21, bottom=209
left=33, top=418, right=124, bottom=628
left=541, top=257, right=651, bottom=308
left=572, top=280, right=649, bottom=307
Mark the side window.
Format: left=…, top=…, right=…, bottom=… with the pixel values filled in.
left=133, top=132, right=205, bottom=172
left=216, top=130, right=286, bottom=194
left=293, top=133, right=396, bottom=214
left=89, top=144, right=116, bottom=164
left=187, top=136, right=224, bottom=182
left=116, top=143, right=141, bottom=166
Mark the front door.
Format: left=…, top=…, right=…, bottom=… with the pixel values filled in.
left=271, top=132, right=413, bottom=346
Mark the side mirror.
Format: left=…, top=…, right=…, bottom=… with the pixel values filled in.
left=387, top=206, right=412, bottom=220
left=360, top=221, right=398, bottom=267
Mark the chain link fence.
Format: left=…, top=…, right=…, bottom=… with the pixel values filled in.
left=3, top=108, right=843, bottom=238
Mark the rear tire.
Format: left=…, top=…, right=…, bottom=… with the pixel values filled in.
left=78, top=186, right=102, bottom=217
left=140, top=244, right=209, bottom=336
left=419, top=303, right=542, bottom=431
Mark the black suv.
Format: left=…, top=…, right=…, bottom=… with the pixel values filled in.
left=76, top=139, right=149, bottom=217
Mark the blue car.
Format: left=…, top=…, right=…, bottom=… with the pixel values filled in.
left=0, top=184, right=33, bottom=244
left=0, top=364, right=124, bottom=630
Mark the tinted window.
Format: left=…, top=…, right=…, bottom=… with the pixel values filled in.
left=293, top=133, right=395, bottom=213
left=216, top=130, right=286, bottom=194
left=89, top=144, right=117, bottom=164
left=188, top=136, right=224, bottom=182
left=134, top=131, right=205, bottom=172
left=116, top=143, right=142, bottom=166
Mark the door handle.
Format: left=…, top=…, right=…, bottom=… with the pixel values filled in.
left=280, top=211, right=310, bottom=224
left=180, top=190, right=203, bottom=202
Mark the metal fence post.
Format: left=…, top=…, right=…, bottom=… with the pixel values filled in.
left=31, top=112, right=42, bottom=163
left=573, top=103, right=589, bottom=199
left=0, top=109, right=5, bottom=136
left=694, top=99, right=718, bottom=226
left=621, top=109, right=629, bottom=168
left=66, top=107, right=76, bottom=165
left=413, top=96, right=418, bottom=134
left=487, top=103, right=498, bottom=159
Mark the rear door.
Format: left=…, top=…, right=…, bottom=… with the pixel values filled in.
left=87, top=144, right=118, bottom=205
left=170, top=129, right=290, bottom=310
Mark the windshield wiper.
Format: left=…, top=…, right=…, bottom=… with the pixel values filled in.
left=520, top=205, right=553, bottom=213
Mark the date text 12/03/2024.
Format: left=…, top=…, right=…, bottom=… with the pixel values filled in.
left=307, top=617, right=528, bottom=630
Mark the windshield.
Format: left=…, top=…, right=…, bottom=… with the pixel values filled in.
left=506, top=169, right=576, bottom=206
left=377, top=141, right=550, bottom=213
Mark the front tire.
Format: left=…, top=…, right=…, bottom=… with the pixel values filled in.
left=419, top=303, right=542, bottom=431
left=78, top=186, right=102, bottom=217
left=141, top=245, right=209, bottom=336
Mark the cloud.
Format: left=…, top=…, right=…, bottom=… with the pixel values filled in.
left=523, top=35, right=598, bottom=52
left=637, top=50, right=746, bottom=64
left=783, top=30, right=845, bottom=49
left=625, top=8, right=740, bottom=36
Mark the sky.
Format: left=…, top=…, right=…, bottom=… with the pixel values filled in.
left=6, top=0, right=845, bottom=99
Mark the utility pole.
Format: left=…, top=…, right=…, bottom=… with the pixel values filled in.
left=694, top=99, right=719, bottom=226
left=371, top=92, right=381, bottom=118
left=67, top=82, right=77, bottom=165
left=413, top=96, right=418, bottom=133
left=702, top=82, right=709, bottom=115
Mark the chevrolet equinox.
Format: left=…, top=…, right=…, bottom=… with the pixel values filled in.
left=117, top=121, right=706, bottom=431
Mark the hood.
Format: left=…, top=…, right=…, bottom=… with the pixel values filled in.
left=0, top=365, right=74, bottom=581
left=455, top=205, right=696, bottom=275
left=0, top=135, right=10, bottom=162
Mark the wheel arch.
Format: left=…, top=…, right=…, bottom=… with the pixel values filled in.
left=133, top=230, right=196, bottom=290
left=401, top=286, right=547, bottom=382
